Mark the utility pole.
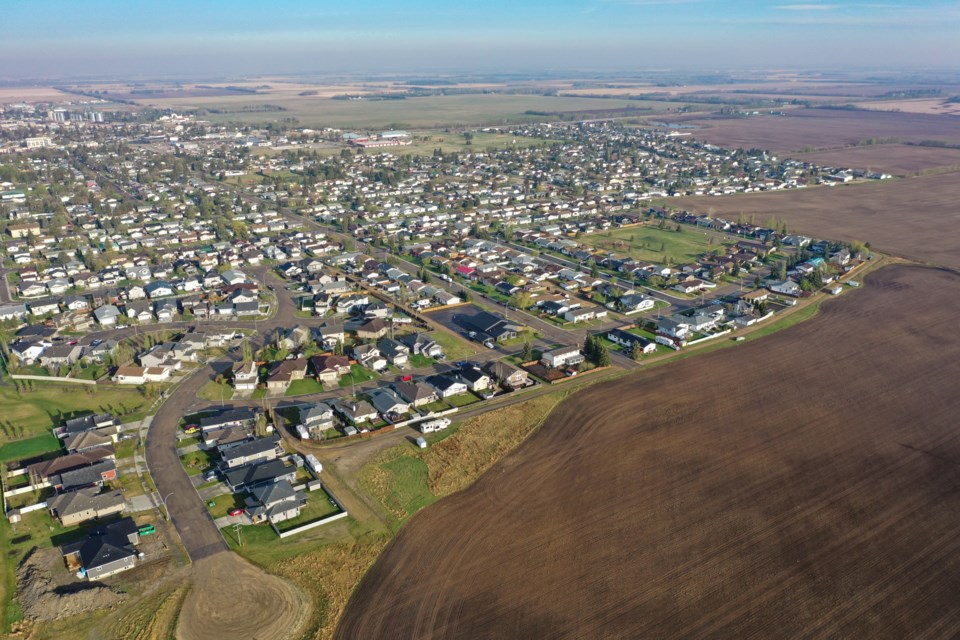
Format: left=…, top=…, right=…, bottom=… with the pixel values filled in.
left=234, top=521, right=243, bottom=546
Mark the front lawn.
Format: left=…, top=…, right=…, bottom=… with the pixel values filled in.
left=285, top=378, right=325, bottom=396
left=205, top=492, right=245, bottom=518
left=338, top=364, right=376, bottom=388
left=408, top=354, right=435, bottom=369
left=426, top=330, right=477, bottom=360
left=197, top=379, right=234, bottom=402
left=180, top=450, right=215, bottom=476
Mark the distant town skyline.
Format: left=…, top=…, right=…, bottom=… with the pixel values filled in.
left=3, top=0, right=959, bottom=78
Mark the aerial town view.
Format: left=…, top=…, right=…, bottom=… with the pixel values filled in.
left=1, top=1, right=960, bottom=639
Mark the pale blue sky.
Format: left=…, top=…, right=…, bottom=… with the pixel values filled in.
left=2, top=1, right=958, bottom=77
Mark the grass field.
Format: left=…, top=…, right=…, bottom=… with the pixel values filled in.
left=180, top=450, right=214, bottom=476
left=426, top=329, right=477, bottom=360
left=139, top=93, right=688, bottom=128
left=337, top=365, right=376, bottom=388
left=196, top=379, right=234, bottom=402
left=0, top=383, right=150, bottom=452
left=0, top=432, right=61, bottom=463
left=579, top=224, right=729, bottom=265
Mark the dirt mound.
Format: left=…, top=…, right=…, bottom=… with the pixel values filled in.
left=17, top=548, right=126, bottom=622
left=176, top=552, right=310, bottom=640
left=336, top=265, right=960, bottom=639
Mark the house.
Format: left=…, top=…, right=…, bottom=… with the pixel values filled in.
left=48, top=488, right=126, bottom=526
left=205, top=424, right=255, bottom=450
left=308, top=354, right=351, bottom=384
left=617, top=294, right=656, bottom=314
left=223, top=459, right=296, bottom=492
left=356, top=318, right=390, bottom=340
left=458, top=365, right=491, bottom=392
left=246, top=481, right=307, bottom=525
left=50, top=459, right=118, bottom=492
left=331, top=399, right=378, bottom=424
left=29, top=297, right=61, bottom=316
left=300, top=403, right=335, bottom=432
left=657, top=317, right=691, bottom=340
left=198, top=408, right=257, bottom=433
left=112, top=366, right=170, bottom=384
left=313, top=319, right=345, bottom=348
left=144, top=281, right=174, bottom=298
left=63, top=429, right=117, bottom=454
left=265, top=359, right=308, bottom=392
left=368, top=388, right=410, bottom=417
left=484, top=360, right=530, bottom=389
left=353, top=344, right=387, bottom=371
left=770, top=280, right=802, bottom=297
left=60, top=517, right=139, bottom=581
left=541, top=345, right=585, bottom=369
left=458, top=311, right=517, bottom=342
left=393, top=380, right=438, bottom=407
left=231, top=361, right=259, bottom=391
left=220, top=269, right=247, bottom=285
left=377, top=338, right=409, bottom=366
left=400, top=332, right=444, bottom=358
left=56, top=414, right=117, bottom=440
left=9, top=339, right=48, bottom=365
left=607, top=328, right=656, bottom=354
left=93, top=304, right=121, bottom=326
left=425, top=374, right=468, bottom=398
left=27, top=447, right=115, bottom=486
left=564, top=306, right=606, bottom=323
left=0, top=303, right=28, bottom=321
left=39, top=344, right=84, bottom=368
left=219, top=435, right=282, bottom=470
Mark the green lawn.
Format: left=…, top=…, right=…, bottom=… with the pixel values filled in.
left=285, top=378, right=325, bottom=396
left=0, top=432, right=61, bottom=463
left=446, top=392, right=480, bottom=408
left=205, top=492, right=245, bottom=518
left=0, top=382, right=150, bottom=442
left=421, top=400, right=451, bottom=413
left=251, top=388, right=267, bottom=400
left=114, top=438, right=137, bottom=459
left=408, top=354, right=435, bottom=369
left=360, top=452, right=437, bottom=529
left=426, top=330, right=477, bottom=360
left=580, top=225, right=731, bottom=265
left=197, top=379, right=234, bottom=402
left=275, top=489, right=342, bottom=532
left=180, top=450, right=215, bottom=476
left=73, top=365, right=107, bottom=381
left=338, top=364, right=376, bottom=388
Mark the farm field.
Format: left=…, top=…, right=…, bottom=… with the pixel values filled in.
left=579, top=224, right=730, bottom=264
left=673, top=170, right=960, bottom=270
left=134, top=93, right=690, bottom=128
left=793, top=143, right=960, bottom=176
left=337, top=265, right=960, bottom=640
left=680, top=108, right=960, bottom=153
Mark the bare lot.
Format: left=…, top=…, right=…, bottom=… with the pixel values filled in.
left=674, top=171, right=960, bottom=269
left=794, top=143, right=960, bottom=176
left=682, top=108, right=960, bottom=152
left=337, top=265, right=960, bottom=640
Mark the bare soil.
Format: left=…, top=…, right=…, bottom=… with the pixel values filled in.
left=176, top=553, right=310, bottom=640
left=679, top=109, right=960, bottom=152
left=673, top=171, right=960, bottom=269
left=17, top=548, right=126, bottom=622
left=336, top=265, right=960, bottom=640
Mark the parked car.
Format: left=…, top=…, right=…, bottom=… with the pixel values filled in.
left=228, top=508, right=245, bottom=517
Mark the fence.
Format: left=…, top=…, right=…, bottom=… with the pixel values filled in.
left=686, top=329, right=732, bottom=346
left=9, top=374, right=96, bottom=386
left=271, top=482, right=350, bottom=539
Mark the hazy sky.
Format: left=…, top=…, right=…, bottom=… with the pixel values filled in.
left=3, top=0, right=959, bottom=78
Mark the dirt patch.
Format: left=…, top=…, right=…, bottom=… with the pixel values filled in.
left=176, top=552, right=310, bottom=640
left=17, top=548, right=126, bottom=622
left=680, top=108, right=960, bottom=153
left=336, top=265, right=960, bottom=639
left=673, top=170, right=960, bottom=270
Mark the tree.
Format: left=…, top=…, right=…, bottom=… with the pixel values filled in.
left=521, top=340, right=533, bottom=362
left=596, top=342, right=611, bottom=367
left=629, top=341, right=646, bottom=361
left=583, top=335, right=597, bottom=362
left=333, top=339, right=344, bottom=356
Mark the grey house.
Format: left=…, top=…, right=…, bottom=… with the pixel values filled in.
left=60, top=517, right=139, bottom=581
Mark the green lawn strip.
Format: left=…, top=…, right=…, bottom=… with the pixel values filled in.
left=360, top=450, right=437, bottom=529
left=446, top=392, right=481, bottom=408
left=285, top=378, right=325, bottom=396
left=180, top=449, right=215, bottom=476
left=114, top=438, right=137, bottom=459
left=0, top=432, right=61, bottom=463
left=420, top=400, right=452, bottom=413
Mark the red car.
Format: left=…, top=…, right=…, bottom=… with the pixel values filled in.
left=228, top=508, right=245, bottom=517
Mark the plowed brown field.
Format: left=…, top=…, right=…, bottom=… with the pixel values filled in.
left=674, top=170, right=960, bottom=270
left=337, top=265, right=960, bottom=640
